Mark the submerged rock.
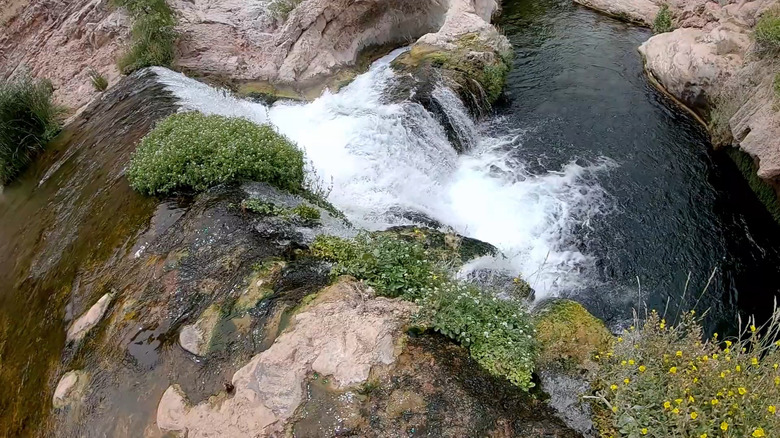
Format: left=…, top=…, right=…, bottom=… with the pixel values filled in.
left=157, top=278, right=416, bottom=436
left=178, top=304, right=222, bottom=357
left=53, top=370, right=89, bottom=409
left=66, top=293, right=114, bottom=343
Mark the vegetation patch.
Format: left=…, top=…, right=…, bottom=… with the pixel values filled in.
left=755, top=8, right=780, bottom=54
left=127, top=112, right=305, bottom=195
left=725, top=148, right=780, bottom=224
left=241, top=198, right=321, bottom=225
left=88, top=69, right=108, bottom=92
left=114, top=0, right=177, bottom=74
left=267, top=0, right=303, bottom=21
left=592, top=309, right=780, bottom=438
left=653, top=5, right=674, bottom=34
left=0, top=74, right=63, bottom=185
left=534, top=299, right=611, bottom=374
left=310, top=232, right=537, bottom=390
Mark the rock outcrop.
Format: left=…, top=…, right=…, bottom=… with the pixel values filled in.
left=157, top=278, right=416, bottom=436
left=3, top=0, right=507, bottom=109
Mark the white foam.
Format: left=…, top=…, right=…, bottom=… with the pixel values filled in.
left=153, top=50, right=615, bottom=299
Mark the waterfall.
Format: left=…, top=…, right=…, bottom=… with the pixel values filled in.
left=151, top=49, right=614, bottom=299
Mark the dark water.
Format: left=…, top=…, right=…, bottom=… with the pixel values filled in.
left=497, top=0, right=780, bottom=333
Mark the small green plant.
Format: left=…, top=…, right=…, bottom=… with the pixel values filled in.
left=310, top=232, right=537, bottom=390
left=290, top=204, right=321, bottom=223
left=267, top=0, right=302, bottom=21
left=592, top=309, right=780, bottom=438
left=755, top=9, right=780, bottom=54
left=88, top=69, right=108, bottom=92
left=241, top=199, right=321, bottom=224
left=241, top=199, right=286, bottom=216
left=0, top=74, right=63, bottom=185
left=653, top=5, right=674, bottom=34
left=128, top=113, right=305, bottom=195
left=114, top=0, right=177, bottom=74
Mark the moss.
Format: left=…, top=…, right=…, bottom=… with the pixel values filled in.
left=233, top=261, right=285, bottom=313
left=533, top=299, right=611, bottom=374
left=726, top=147, right=780, bottom=224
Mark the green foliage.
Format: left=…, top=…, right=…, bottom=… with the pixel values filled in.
left=115, top=0, right=177, bottom=74
left=88, top=69, right=108, bottom=92
left=653, top=5, right=674, bottom=34
left=593, top=310, right=780, bottom=438
left=0, top=74, right=62, bottom=185
left=241, top=199, right=321, bottom=225
left=311, top=233, right=443, bottom=299
left=267, top=0, right=302, bottom=21
left=310, top=232, right=537, bottom=390
left=128, top=113, right=305, bottom=195
left=482, top=62, right=510, bottom=104
left=755, top=9, right=780, bottom=54
left=420, top=282, right=537, bottom=390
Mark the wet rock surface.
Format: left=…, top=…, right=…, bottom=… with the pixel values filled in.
left=67, top=293, right=113, bottom=343
left=53, top=370, right=90, bottom=409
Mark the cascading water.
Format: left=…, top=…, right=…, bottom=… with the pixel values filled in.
left=152, top=49, right=613, bottom=299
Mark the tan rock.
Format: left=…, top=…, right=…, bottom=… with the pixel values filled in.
left=52, top=370, right=89, bottom=409
left=178, top=303, right=221, bottom=356
left=156, top=278, right=416, bottom=437
left=66, top=293, right=114, bottom=342
left=574, top=0, right=659, bottom=26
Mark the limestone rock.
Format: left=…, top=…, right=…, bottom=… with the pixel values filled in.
left=157, top=278, right=416, bottom=437
left=574, top=0, right=659, bottom=26
left=52, top=370, right=89, bottom=409
left=178, top=304, right=221, bottom=356
left=66, top=293, right=113, bottom=342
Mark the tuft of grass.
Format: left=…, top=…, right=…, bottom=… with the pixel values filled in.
left=592, top=308, right=780, bottom=438
left=0, top=74, right=63, bottom=185
left=114, top=0, right=177, bottom=74
left=310, top=232, right=538, bottom=390
left=755, top=9, right=780, bottom=55
left=88, top=69, right=108, bottom=92
left=267, top=0, right=302, bottom=21
left=653, top=5, right=674, bottom=34
left=127, top=112, right=305, bottom=195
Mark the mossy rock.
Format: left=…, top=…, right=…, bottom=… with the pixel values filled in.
left=381, top=226, right=498, bottom=265
left=233, top=260, right=286, bottom=313
left=533, top=299, right=611, bottom=375
left=391, top=33, right=512, bottom=109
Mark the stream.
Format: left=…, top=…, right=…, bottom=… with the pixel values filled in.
left=2, top=0, right=780, bottom=435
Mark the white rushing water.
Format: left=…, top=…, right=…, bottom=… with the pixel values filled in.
left=152, top=49, right=614, bottom=299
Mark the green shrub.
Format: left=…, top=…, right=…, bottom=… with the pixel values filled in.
left=653, top=5, right=674, bottom=34
left=311, top=233, right=444, bottom=299
left=592, top=310, right=780, bottom=438
left=0, top=74, right=62, bottom=185
left=115, top=0, right=177, bottom=74
left=241, top=199, right=286, bottom=216
left=128, top=113, right=305, bottom=195
left=290, top=204, right=321, bottom=222
left=755, top=9, right=780, bottom=54
left=267, top=0, right=302, bottom=21
left=241, top=199, right=321, bottom=224
left=310, top=232, right=537, bottom=390
left=420, top=282, right=537, bottom=390
left=88, top=69, right=108, bottom=92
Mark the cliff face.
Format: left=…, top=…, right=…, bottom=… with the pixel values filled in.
left=576, top=0, right=780, bottom=205
left=1, top=0, right=507, bottom=110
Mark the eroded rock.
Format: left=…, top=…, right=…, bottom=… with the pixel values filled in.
left=66, top=293, right=113, bottom=342
left=178, top=303, right=221, bottom=356
left=53, top=370, right=89, bottom=409
left=157, top=278, right=416, bottom=436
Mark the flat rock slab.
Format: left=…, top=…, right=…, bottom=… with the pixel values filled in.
left=66, top=293, right=114, bottom=343
left=157, top=278, right=416, bottom=437
left=53, top=370, right=89, bottom=409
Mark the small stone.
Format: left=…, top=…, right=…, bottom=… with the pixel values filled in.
left=66, top=293, right=114, bottom=342
left=178, top=304, right=221, bottom=356
left=53, top=370, right=89, bottom=409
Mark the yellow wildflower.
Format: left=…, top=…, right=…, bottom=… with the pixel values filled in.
left=694, top=377, right=699, bottom=383
left=612, top=406, right=618, bottom=413
left=639, top=365, right=646, bottom=373
left=617, top=337, right=623, bottom=342
left=672, top=408, right=680, bottom=414
left=721, top=421, right=729, bottom=431
left=676, top=350, right=683, bottom=357
left=700, top=434, right=707, bottom=438
left=669, top=367, right=678, bottom=374
left=621, top=360, right=627, bottom=366
left=664, top=401, right=671, bottom=409
left=774, top=363, right=778, bottom=370
left=675, top=398, right=683, bottom=405
left=739, top=387, right=748, bottom=395
left=775, top=340, right=780, bottom=347
left=690, top=412, right=698, bottom=420
left=736, top=365, right=742, bottom=372
left=689, top=396, right=695, bottom=403
left=752, top=428, right=765, bottom=437
left=752, top=357, right=759, bottom=366
left=769, top=405, right=776, bottom=414
left=751, top=324, right=757, bottom=332
left=610, top=384, right=618, bottom=391
left=725, top=340, right=732, bottom=347
left=720, top=372, right=726, bottom=378
left=712, top=354, right=718, bottom=360
left=641, top=428, right=648, bottom=435
left=711, top=399, right=719, bottom=405
left=624, top=378, right=630, bottom=385
left=714, top=332, right=718, bottom=338
left=775, top=377, right=780, bottom=386
left=628, top=359, right=635, bottom=365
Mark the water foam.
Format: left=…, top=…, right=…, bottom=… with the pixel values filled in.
left=153, top=50, right=614, bottom=299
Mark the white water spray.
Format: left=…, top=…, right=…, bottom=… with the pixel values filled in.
left=152, top=50, right=614, bottom=299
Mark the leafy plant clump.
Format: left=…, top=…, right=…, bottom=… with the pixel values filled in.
left=310, top=232, right=538, bottom=390
left=128, top=112, right=305, bottom=195
left=241, top=199, right=321, bottom=224
left=88, top=69, right=108, bottom=92
left=592, top=309, right=780, bottom=438
left=115, top=0, right=177, bottom=74
left=653, top=5, right=674, bottom=34
left=755, top=9, right=780, bottom=54
left=0, top=74, right=62, bottom=185
left=267, top=0, right=303, bottom=21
